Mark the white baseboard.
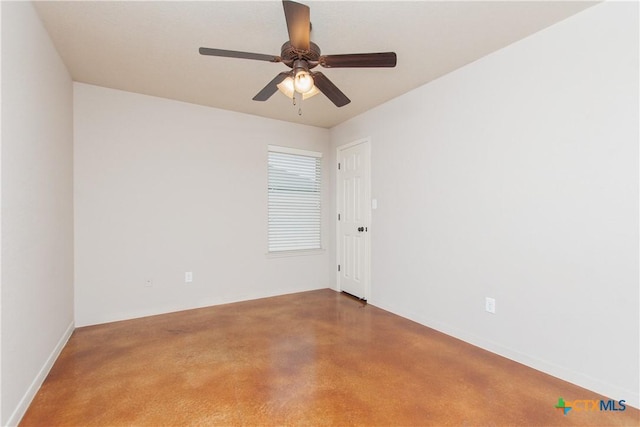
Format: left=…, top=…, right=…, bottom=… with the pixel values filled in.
left=75, top=285, right=328, bottom=327
left=369, top=298, right=639, bottom=410
left=5, top=321, right=75, bottom=427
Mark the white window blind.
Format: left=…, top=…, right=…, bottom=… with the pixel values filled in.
left=268, top=146, right=322, bottom=252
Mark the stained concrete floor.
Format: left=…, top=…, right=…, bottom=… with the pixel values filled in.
left=21, top=289, right=639, bottom=426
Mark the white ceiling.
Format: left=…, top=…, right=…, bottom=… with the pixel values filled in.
left=33, top=1, right=597, bottom=128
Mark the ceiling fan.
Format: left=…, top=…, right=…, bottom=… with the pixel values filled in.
left=199, top=0, right=397, bottom=108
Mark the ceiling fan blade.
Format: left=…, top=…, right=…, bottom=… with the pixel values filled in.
left=282, top=0, right=310, bottom=51
left=253, top=72, right=290, bottom=101
left=199, top=47, right=280, bottom=63
left=312, top=72, right=350, bottom=107
left=319, top=52, right=397, bottom=68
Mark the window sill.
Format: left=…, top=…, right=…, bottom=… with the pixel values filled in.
left=266, top=249, right=326, bottom=258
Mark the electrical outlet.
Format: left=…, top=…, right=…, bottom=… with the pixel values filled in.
left=185, top=272, right=193, bottom=283
left=485, top=297, right=496, bottom=314
left=145, top=279, right=153, bottom=287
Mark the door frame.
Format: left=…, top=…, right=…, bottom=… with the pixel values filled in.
left=336, top=137, right=372, bottom=300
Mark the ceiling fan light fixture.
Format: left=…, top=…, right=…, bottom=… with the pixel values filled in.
left=294, top=69, right=314, bottom=93
left=292, top=59, right=315, bottom=94
left=277, top=76, right=319, bottom=100
left=301, top=85, right=320, bottom=100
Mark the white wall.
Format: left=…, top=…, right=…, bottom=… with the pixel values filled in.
left=74, top=83, right=333, bottom=326
left=1, top=2, right=75, bottom=425
left=331, top=1, right=639, bottom=407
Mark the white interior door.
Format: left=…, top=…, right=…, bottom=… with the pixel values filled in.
left=337, top=139, right=370, bottom=299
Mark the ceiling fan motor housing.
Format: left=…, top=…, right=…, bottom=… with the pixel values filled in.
left=281, top=41, right=321, bottom=69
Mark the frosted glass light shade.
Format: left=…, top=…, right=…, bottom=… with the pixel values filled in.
left=277, top=77, right=319, bottom=100
left=294, top=70, right=314, bottom=93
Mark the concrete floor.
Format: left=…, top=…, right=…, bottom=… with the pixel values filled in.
left=21, top=289, right=639, bottom=426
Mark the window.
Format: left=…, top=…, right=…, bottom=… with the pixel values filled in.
left=268, top=146, right=322, bottom=252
